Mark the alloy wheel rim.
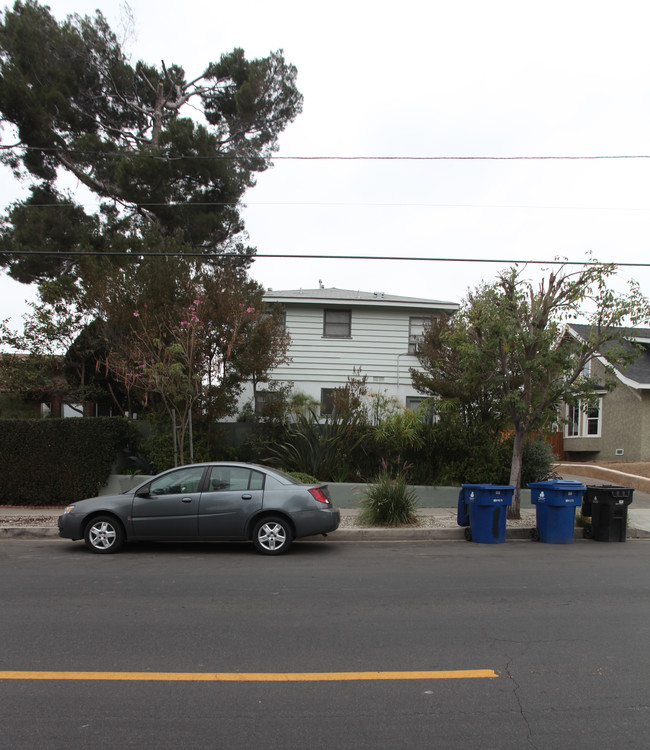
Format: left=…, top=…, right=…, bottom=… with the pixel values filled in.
left=258, top=522, right=286, bottom=551
left=90, top=522, right=116, bottom=549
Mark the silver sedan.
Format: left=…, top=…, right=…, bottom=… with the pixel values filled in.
left=58, top=463, right=340, bottom=555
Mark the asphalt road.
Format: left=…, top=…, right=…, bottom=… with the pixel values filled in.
left=1, top=538, right=650, bottom=749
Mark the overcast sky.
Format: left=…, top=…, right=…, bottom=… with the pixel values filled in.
left=2, top=0, right=650, bottom=331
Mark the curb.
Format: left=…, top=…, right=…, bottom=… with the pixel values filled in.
left=0, top=527, right=61, bottom=539
left=4, top=526, right=648, bottom=541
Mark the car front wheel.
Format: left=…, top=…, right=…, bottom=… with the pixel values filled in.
left=252, top=517, right=293, bottom=555
left=84, top=515, right=125, bottom=554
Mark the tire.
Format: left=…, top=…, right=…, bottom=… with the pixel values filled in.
left=252, top=517, right=293, bottom=555
left=529, top=528, right=540, bottom=542
left=583, top=523, right=594, bottom=540
left=464, top=527, right=472, bottom=542
left=84, top=515, right=125, bottom=554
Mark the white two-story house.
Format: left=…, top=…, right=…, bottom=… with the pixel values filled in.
left=242, top=287, right=459, bottom=417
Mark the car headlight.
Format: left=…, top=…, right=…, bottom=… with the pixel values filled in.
left=62, top=505, right=76, bottom=515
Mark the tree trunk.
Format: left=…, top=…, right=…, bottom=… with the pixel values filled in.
left=188, top=407, right=194, bottom=463
left=151, top=82, right=165, bottom=148
left=507, top=424, right=526, bottom=519
left=172, top=410, right=178, bottom=467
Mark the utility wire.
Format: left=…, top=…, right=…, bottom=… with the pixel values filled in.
left=5, top=145, right=650, bottom=161
left=9, top=200, right=650, bottom=211
left=2, top=250, right=648, bottom=267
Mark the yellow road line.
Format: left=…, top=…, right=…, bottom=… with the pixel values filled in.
left=0, top=669, right=498, bottom=682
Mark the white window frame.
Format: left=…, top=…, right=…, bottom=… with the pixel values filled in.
left=565, top=398, right=602, bottom=438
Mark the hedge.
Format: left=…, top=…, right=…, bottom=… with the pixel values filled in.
left=0, top=418, right=132, bottom=506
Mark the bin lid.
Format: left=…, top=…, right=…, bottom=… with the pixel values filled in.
left=461, top=484, right=515, bottom=505
left=585, top=484, right=634, bottom=491
left=585, top=484, right=634, bottom=503
left=462, top=484, right=516, bottom=491
left=527, top=480, right=586, bottom=491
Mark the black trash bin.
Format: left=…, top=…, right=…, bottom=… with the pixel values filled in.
left=582, top=485, right=634, bottom=542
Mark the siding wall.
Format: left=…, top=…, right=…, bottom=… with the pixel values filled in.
left=236, top=302, right=441, bottom=414
left=271, top=304, right=427, bottom=384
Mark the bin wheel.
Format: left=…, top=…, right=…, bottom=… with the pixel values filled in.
left=464, top=527, right=472, bottom=542
left=583, top=523, right=594, bottom=539
left=529, top=528, right=540, bottom=542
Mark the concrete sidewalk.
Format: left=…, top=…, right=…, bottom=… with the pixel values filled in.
left=1, top=505, right=649, bottom=541
left=3, top=466, right=650, bottom=541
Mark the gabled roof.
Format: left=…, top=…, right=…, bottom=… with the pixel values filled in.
left=569, top=324, right=650, bottom=388
left=263, top=287, right=459, bottom=312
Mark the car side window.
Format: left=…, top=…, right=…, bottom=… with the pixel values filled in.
left=150, top=467, right=205, bottom=496
left=207, top=467, right=265, bottom=492
left=249, top=470, right=265, bottom=491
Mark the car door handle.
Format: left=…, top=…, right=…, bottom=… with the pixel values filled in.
left=242, top=494, right=252, bottom=500
left=181, top=497, right=193, bottom=503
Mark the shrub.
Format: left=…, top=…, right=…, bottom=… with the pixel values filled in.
left=520, top=438, right=557, bottom=485
left=287, top=471, right=321, bottom=484
left=0, top=417, right=132, bottom=506
left=358, top=472, right=419, bottom=527
left=267, top=409, right=369, bottom=482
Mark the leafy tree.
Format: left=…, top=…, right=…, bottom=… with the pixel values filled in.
left=411, top=314, right=508, bottom=433
left=0, top=1, right=299, bottom=454
left=0, top=0, right=303, bottom=284
left=1, top=252, right=291, bottom=464
left=0, top=288, right=104, bottom=411
left=412, top=263, right=650, bottom=516
left=85, top=256, right=288, bottom=463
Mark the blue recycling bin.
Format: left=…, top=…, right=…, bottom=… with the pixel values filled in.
left=456, top=487, right=470, bottom=528
left=462, top=484, right=515, bottom=544
left=527, top=480, right=586, bottom=544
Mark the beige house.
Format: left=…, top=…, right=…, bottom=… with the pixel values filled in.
left=563, top=325, right=650, bottom=462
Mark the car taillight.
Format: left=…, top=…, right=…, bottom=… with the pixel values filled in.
left=308, top=487, right=329, bottom=504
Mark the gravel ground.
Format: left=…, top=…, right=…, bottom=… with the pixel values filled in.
left=0, top=515, right=59, bottom=527
left=338, top=509, right=538, bottom=530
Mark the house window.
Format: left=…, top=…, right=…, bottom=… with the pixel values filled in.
left=566, top=399, right=601, bottom=438
left=586, top=404, right=600, bottom=435
left=405, top=396, right=437, bottom=424
left=320, top=387, right=343, bottom=416
left=62, top=403, right=83, bottom=418
left=255, top=389, right=283, bottom=417
left=323, top=309, right=351, bottom=338
left=408, top=317, right=428, bottom=354
left=264, top=305, right=286, bottom=330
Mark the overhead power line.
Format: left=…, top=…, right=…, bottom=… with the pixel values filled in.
left=2, top=250, right=649, bottom=267
left=6, top=145, right=650, bottom=161
left=12, top=200, right=650, bottom=211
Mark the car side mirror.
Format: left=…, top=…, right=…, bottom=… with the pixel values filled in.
left=135, top=485, right=151, bottom=499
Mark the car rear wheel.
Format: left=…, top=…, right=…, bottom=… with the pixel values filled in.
left=252, top=517, right=293, bottom=555
left=84, top=515, right=125, bottom=554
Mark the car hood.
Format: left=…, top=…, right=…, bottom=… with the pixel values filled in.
left=70, top=492, right=135, bottom=510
